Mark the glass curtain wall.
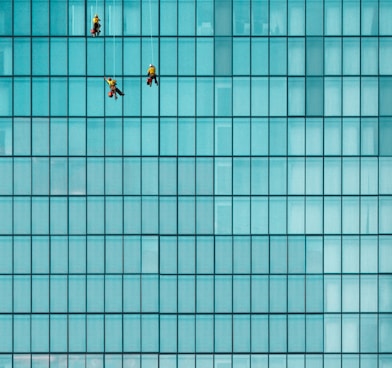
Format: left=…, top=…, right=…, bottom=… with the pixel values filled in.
left=1, top=0, right=392, bottom=367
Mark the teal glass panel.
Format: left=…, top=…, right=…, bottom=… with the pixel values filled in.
left=13, top=276, right=31, bottom=313
left=141, top=315, right=159, bottom=352
left=288, top=38, right=305, bottom=75
left=288, top=0, right=305, bottom=35
left=233, top=276, right=250, bottom=312
left=0, top=237, right=12, bottom=273
left=306, top=314, right=323, bottom=352
left=177, top=237, right=194, bottom=274
left=160, top=315, right=177, bottom=352
left=50, top=236, right=67, bottom=273
left=306, top=0, right=323, bottom=35
left=288, top=237, right=305, bottom=273
left=160, top=78, right=178, bottom=116
left=270, top=158, right=286, bottom=194
left=50, top=275, right=68, bottom=313
left=159, top=237, right=177, bottom=274
left=269, top=315, right=287, bottom=352
left=32, top=275, right=49, bottom=312
left=343, top=38, right=360, bottom=75
left=270, top=276, right=287, bottom=313
left=306, top=275, right=323, bottom=312
left=288, top=197, right=305, bottom=234
left=196, top=315, right=213, bottom=353
left=215, top=315, right=232, bottom=352
left=233, top=237, right=250, bottom=273
left=251, top=236, right=269, bottom=273
left=87, top=275, right=104, bottom=312
left=123, top=275, right=140, bottom=314
left=270, top=236, right=287, bottom=273
left=160, top=0, right=177, bottom=35
left=251, top=276, right=269, bottom=312
left=288, top=77, right=305, bottom=115
left=270, top=78, right=287, bottom=116
left=215, top=79, right=233, bottom=116
left=14, top=236, right=31, bottom=273
left=215, top=276, right=232, bottom=313
left=160, top=276, right=177, bottom=313
left=251, top=315, right=268, bottom=352
left=361, top=119, right=378, bottom=156
left=342, top=275, right=359, bottom=312
left=105, top=315, right=122, bottom=352
left=14, top=39, right=31, bottom=74
left=360, top=314, right=378, bottom=352
left=141, top=275, right=158, bottom=312
left=50, top=38, right=67, bottom=75
left=178, top=315, right=195, bottom=353
left=215, top=197, right=232, bottom=234
left=233, top=316, right=250, bottom=352
left=178, top=158, right=194, bottom=195
left=105, top=196, right=123, bottom=233
left=178, top=276, right=195, bottom=310
left=105, top=119, right=122, bottom=156
left=233, top=78, right=250, bottom=116
left=87, top=315, right=104, bottom=352
left=361, top=0, right=378, bottom=35
left=380, top=119, right=392, bottom=156
left=288, top=275, right=305, bottom=312
left=32, top=315, right=49, bottom=352
left=306, top=77, right=323, bottom=116
left=324, top=314, right=342, bottom=352
left=105, top=275, right=123, bottom=312
left=69, top=276, right=86, bottom=313
left=14, top=315, right=30, bottom=352
left=215, top=236, right=232, bottom=274
left=50, top=315, right=67, bottom=352
left=360, top=275, right=377, bottom=313
left=197, top=237, right=214, bottom=274
left=178, top=0, right=195, bottom=35
left=69, top=315, right=86, bottom=352
left=197, top=276, right=213, bottom=313
left=306, top=38, right=323, bottom=76
left=196, top=197, right=213, bottom=234
left=124, top=314, right=140, bottom=350
left=178, top=78, right=197, bottom=116
left=14, top=78, right=31, bottom=116
left=0, top=276, right=12, bottom=312
left=197, top=39, right=213, bottom=75
left=269, top=197, right=286, bottom=234
left=288, top=315, right=305, bottom=352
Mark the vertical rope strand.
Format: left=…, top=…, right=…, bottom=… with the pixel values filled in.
left=113, top=0, right=116, bottom=79
left=149, top=0, right=154, bottom=63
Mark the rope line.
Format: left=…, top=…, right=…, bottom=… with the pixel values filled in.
left=113, top=0, right=116, bottom=79
left=148, top=0, right=154, bottom=64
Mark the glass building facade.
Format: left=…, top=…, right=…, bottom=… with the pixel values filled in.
left=1, top=0, right=392, bottom=367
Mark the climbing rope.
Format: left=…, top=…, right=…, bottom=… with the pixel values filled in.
left=112, top=0, right=116, bottom=79
left=148, top=0, right=154, bottom=64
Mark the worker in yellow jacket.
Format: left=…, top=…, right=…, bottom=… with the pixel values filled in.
left=147, top=64, right=159, bottom=87
left=91, top=14, right=101, bottom=37
left=104, top=77, right=125, bottom=99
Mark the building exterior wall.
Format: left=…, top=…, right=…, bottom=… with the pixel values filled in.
left=1, top=0, right=392, bottom=367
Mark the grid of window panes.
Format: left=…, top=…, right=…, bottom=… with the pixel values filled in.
left=1, top=0, right=392, bottom=367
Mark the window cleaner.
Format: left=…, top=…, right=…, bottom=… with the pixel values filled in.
left=104, top=77, right=125, bottom=99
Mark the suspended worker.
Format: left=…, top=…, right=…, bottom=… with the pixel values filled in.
left=147, top=64, right=159, bottom=87
left=104, top=77, right=125, bottom=99
left=91, top=14, right=101, bottom=37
